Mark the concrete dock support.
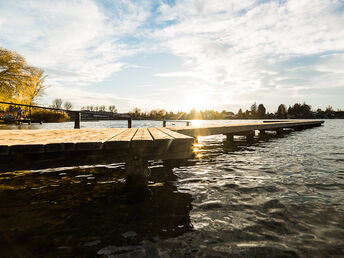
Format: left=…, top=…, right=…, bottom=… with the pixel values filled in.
left=259, top=129, right=266, bottom=136
left=74, top=112, right=81, bottom=129
left=224, top=133, right=235, bottom=146
left=125, top=157, right=151, bottom=187
left=275, top=128, right=284, bottom=135
left=226, top=133, right=234, bottom=143
left=245, top=131, right=255, bottom=142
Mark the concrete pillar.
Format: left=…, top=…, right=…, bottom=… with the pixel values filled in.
left=246, top=131, right=255, bottom=142
left=275, top=128, right=284, bottom=135
left=259, top=129, right=266, bottom=136
left=223, top=133, right=235, bottom=147
left=74, top=112, right=81, bottom=129
left=125, top=157, right=151, bottom=187
left=225, top=133, right=234, bottom=142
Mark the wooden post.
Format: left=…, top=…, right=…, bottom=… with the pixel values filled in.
left=186, top=121, right=191, bottom=126
left=163, top=120, right=166, bottom=127
left=128, top=117, right=132, bottom=128
left=74, top=112, right=81, bottom=129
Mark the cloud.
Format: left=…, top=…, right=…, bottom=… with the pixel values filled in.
left=0, top=0, right=151, bottom=85
left=154, top=0, right=344, bottom=106
left=43, top=86, right=133, bottom=112
left=1, top=0, right=343, bottom=111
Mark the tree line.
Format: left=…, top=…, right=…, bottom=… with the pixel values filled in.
left=236, top=102, right=343, bottom=119
left=127, top=103, right=343, bottom=120
left=50, top=98, right=118, bottom=113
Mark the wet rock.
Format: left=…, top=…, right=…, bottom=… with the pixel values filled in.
left=199, top=200, right=223, bottom=209
left=83, top=240, right=101, bottom=247
left=263, top=199, right=285, bottom=209
left=122, top=231, right=138, bottom=238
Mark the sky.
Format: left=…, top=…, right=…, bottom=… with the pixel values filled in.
left=0, top=0, right=344, bottom=113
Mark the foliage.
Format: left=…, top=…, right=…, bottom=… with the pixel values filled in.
left=30, top=109, right=70, bottom=122
left=0, top=47, right=46, bottom=111
left=276, top=104, right=287, bottom=119
left=108, top=105, right=117, bottom=113
left=257, top=104, right=266, bottom=118
left=250, top=102, right=257, bottom=117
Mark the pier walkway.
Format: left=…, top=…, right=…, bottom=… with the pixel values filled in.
left=0, top=120, right=324, bottom=182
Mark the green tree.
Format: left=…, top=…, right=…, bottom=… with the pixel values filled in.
left=257, top=104, right=266, bottom=119
left=237, top=108, right=243, bottom=119
left=276, top=104, right=287, bottom=118
left=250, top=102, right=257, bottom=118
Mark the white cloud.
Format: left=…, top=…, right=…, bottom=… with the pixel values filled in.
left=154, top=0, right=344, bottom=107
left=0, top=0, right=151, bottom=86
left=43, top=86, right=133, bottom=112
left=1, top=0, right=343, bottom=111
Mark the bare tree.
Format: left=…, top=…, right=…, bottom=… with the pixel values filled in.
left=52, top=98, right=63, bottom=109
left=108, top=105, right=117, bottom=113
left=64, top=101, right=73, bottom=110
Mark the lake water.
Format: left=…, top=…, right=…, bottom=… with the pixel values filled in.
left=0, top=120, right=343, bottom=257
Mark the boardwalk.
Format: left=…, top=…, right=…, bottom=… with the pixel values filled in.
left=0, top=120, right=324, bottom=181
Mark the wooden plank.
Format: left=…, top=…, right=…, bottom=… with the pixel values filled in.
left=103, top=128, right=137, bottom=150
left=0, top=129, right=99, bottom=145
left=168, top=120, right=324, bottom=137
left=148, top=128, right=174, bottom=140
left=75, top=128, right=126, bottom=151
left=132, top=128, right=153, bottom=141
left=158, top=128, right=193, bottom=139
left=157, top=128, right=194, bottom=155
left=146, top=128, right=174, bottom=156
left=130, top=128, right=153, bottom=152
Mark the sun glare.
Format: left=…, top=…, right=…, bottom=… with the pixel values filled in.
left=191, top=120, right=203, bottom=127
left=184, top=90, right=211, bottom=111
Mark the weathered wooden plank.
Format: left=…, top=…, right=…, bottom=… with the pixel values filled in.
left=148, top=128, right=174, bottom=140
left=144, top=128, right=174, bottom=156
left=157, top=128, right=195, bottom=155
left=168, top=120, right=324, bottom=137
left=103, top=128, right=137, bottom=149
left=130, top=128, right=153, bottom=153
left=75, top=128, right=126, bottom=151
left=132, top=128, right=153, bottom=141
left=158, top=128, right=193, bottom=139
left=0, top=129, right=99, bottom=146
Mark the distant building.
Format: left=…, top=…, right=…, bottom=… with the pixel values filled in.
left=222, top=111, right=235, bottom=119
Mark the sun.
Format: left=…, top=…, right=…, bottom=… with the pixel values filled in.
left=183, top=89, right=211, bottom=111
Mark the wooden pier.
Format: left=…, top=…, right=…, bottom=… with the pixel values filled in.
left=0, top=120, right=324, bottom=184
